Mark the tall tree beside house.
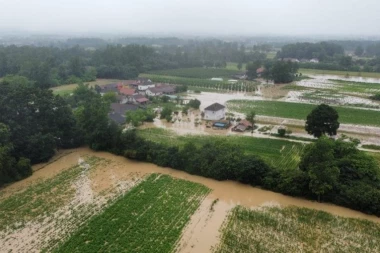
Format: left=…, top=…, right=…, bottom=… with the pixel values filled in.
left=245, top=111, right=256, bottom=133
left=246, top=61, right=261, bottom=80
left=305, top=104, right=340, bottom=138
left=74, top=92, right=120, bottom=151
left=270, top=60, right=299, bottom=83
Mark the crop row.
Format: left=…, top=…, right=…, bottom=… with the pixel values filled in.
left=54, top=174, right=210, bottom=253
left=141, top=74, right=258, bottom=92
left=147, top=67, right=239, bottom=79
left=215, top=205, right=380, bottom=252
left=227, top=99, right=380, bottom=126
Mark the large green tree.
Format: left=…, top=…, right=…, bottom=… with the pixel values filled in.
left=305, top=104, right=340, bottom=138
left=0, top=77, right=81, bottom=163
left=0, top=123, right=32, bottom=186
left=245, top=111, right=256, bottom=133
left=270, top=60, right=298, bottom=83
left=300, top=137, right=340, bottom=202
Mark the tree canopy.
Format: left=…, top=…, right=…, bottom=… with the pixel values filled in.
left=305, top=104, right=340, bottom=138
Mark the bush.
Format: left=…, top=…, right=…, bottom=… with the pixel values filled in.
left=278, top=128, right=286, bottom=137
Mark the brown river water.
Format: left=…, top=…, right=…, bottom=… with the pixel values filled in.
left=1, top=147, right=379, bottom=252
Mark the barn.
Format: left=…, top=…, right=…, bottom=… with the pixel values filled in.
left=204, top=103, right=226, bottom=121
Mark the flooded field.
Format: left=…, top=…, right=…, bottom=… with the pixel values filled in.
left=1, top=148, right=380, bottom=252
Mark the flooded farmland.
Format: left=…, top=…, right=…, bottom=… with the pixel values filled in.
left=1, top=147, right=380, bottom=252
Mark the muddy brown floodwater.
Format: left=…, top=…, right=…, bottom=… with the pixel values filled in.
left=16, top=147, right=379, bottom=222
left=2, top=147, right=380, bottom=252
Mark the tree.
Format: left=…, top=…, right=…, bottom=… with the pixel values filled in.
left=305, top=104, right=340, bottom=138
left=0, top=78, right=81, bottom=163
left=237, top=62, right=243, bottom=70
left=188, top=99, right=201, bottom=109
left=102, top=92, right=117, bottom=105
left=246, top=61, right=261, bottom=80
left=125, top=109, right=154, bottom=127
left=270, top=60, right=298, bottom=83
left=355, top=46, right=364, bottom=56
left=246, top=111, right=256, bottom=133
left=160, top=106, right=173, bottom=120
left=300, top=137, right=340, bottom=202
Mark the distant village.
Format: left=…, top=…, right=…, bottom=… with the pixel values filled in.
left=96, top=77, right=187, bottom=124
left=98, top=77, right=255, bottom=132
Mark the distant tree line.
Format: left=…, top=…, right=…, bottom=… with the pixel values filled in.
left=277, top=41, right=380, bottom=72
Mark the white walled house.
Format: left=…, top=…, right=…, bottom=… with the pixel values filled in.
left=146, top=88, right=163, bottom=96
left=204, top=103, right=226, bottom=121
left=138, top=83, right=155, bottom=91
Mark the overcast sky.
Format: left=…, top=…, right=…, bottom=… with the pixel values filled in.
left=1, top=0, right=380, bottom=36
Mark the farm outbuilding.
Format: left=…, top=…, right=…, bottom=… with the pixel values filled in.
left=204, top=103, right=226, bottom=121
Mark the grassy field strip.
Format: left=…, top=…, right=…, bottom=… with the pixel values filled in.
left=215, top=206, right=380, bottom=253
left=50, top=79, right=122, bottom=95
left=299, top=68, right=380, bottom=78
left=54, top=174, right=210, bottom=253
left=227, top=100, right=380, bottom=126
left=329, top=79, right=380, bottom=94
left=138, top=128, right=305, bottom=170
left=147, top=67, right=239, bottom=79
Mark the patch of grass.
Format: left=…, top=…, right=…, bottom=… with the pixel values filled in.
left=227, top=100, right=380, bottom=126
left=138, top=128, right=305, bottom=170
left=299, top=68, right=380, bottom=78
left=329, top=79, right=380, bottom=94
left=54, top=174, right=210, bottom=253
left=266, top=51, right=277, bottom=59
left=215, top=205, right=380, bottom=253
left=226, top=62, right=246, bottom=71
left=147, top=67, right=239, bottom=79
left=0, top=156, right=102, bottom=231
left=362, top=144, right=380, bottom=150
left=50, top=79, right=122, bottom=96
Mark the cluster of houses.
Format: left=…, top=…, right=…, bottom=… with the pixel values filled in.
left=99, top=78, right=176, bottom=124
left=281, top=58, right=319, bottom=63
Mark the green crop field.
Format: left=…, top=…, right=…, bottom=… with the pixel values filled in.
left=147, top=67, right=239, bottom=79
left=329, top=79, right=380, bottom=94
left=140, top=74, right=258, bottom=92
left=54, top=174, right=210, bottom=253
left=299, top=68, right=380, bottom=78
left=138, top=128, right=305, bottom=170
left=227, top=100, right=380, bottom=126
left=215, top=206, right=380, bottom=252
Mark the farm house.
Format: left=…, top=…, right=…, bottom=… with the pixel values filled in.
left=204, top=103, right=226, bottom=121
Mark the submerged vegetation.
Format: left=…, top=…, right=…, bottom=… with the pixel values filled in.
left=216, top=206, right=380, bottom=253
left=55, top=174, right=210, bottom=253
